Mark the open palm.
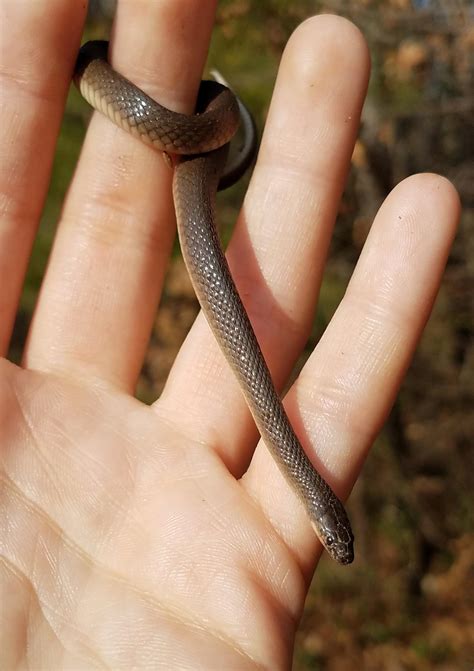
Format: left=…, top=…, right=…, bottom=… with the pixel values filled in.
left=0, top=2, right=459, bottom=669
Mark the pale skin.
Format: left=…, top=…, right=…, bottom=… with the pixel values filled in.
left=0, top=1, right=460, bottom=669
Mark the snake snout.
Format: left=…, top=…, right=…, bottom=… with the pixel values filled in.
left=314, top=507, right=355, bottom=565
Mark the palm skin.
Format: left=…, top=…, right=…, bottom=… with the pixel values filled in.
left=2, top=361, right=301, bottom=667
left=0, top=2, right=459, bottom=669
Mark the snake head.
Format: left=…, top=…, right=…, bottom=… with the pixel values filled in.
left=312, top=502, right=355, bottom=565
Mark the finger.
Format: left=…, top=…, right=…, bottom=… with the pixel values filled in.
left=24, top=0, right=217, bottom=391
left=158, top=16, right=370, bottom=472
left=243, top=174, right=460, bottom=570
left=0, top=0, right=86, bottom=356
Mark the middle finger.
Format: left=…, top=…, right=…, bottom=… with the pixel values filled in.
left=25, top=0, right=218, bottom=391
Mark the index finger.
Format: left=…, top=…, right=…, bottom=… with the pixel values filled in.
left=0, top=0, right=86, bottom=355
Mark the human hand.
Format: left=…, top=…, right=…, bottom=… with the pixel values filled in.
left=0, top=2, right=460, bottom=668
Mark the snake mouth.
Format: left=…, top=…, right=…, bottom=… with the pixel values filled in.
left=336, top=536, right=355, bottom=565
left=338, top=547, right=355, bottom=565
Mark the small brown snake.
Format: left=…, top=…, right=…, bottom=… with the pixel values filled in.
left=74, top=40, right=354, bottom=564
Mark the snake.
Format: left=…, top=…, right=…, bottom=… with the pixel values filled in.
left=74, top=40, right=354, bottom=565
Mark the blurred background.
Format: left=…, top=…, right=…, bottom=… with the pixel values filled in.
left=9, top=0, right=473, bottom=669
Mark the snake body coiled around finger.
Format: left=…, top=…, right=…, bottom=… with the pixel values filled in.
left=74, top=40, right=354, bottom=565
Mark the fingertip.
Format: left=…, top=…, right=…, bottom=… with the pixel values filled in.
left=284, top=14, right=370, bottom=91
left=111, top=0, right=218, bottom=111
left=397, top=172, right=461, bottom=223
left=384, top=173, right=461, bottom=248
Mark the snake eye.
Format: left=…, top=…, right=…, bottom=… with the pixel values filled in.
left=326, top=535, right=334, bottom=547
